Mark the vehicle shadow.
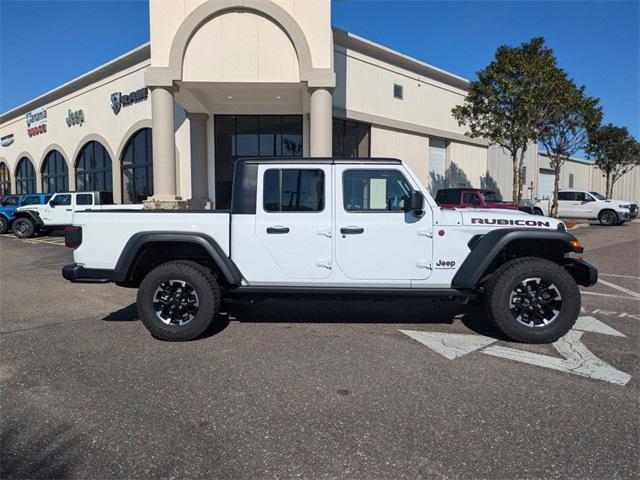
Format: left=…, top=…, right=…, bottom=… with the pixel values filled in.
left=100, top=297, right=508, bottom=341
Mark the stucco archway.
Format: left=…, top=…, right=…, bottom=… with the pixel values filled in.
left=145, top=0, right=334, bottom=88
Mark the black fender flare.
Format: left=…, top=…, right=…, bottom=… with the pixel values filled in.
left=13, top=210, right=43, bottom=226
left=451, top=228, right=579, bottom=289
left=112, top=231, right=243, bottom=285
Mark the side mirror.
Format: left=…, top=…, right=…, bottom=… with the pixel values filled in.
left=405, top=190, right=424, bottom=213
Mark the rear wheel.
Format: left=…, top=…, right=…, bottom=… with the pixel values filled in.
left=0, top=217, right=9, bottom=234
left=13, top=218, right=35, bottom=238
left=137, top=261, right=222, bottom=341
left=483, top=257, right=580, bottom=343
left=598, top=209, right=618, bottom=226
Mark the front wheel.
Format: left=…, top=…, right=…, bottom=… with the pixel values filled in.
left=137, top=261, right=222, bottom=341
left=483, top=257, right=580, bottom=343
left=598, top=209, right=618, bottom=226
left=13, top=218, right=35, bottom=238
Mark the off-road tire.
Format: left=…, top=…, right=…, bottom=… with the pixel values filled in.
left=0, top=217, right=9, bottom=234
left=137, top=260, right=222, bottom=341
left=598, top=209, right=618, bottom=226
left=12, top=218, right=35, bottom=238
left=483, top=257, right=580, bottom=343
left=533, top=207, right=544, bottom=216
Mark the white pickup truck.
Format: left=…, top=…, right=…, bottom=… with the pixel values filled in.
left=533, top=190, right=637, bottom=226
left=13, top=191, right=142, bottom=238
left=63, top=158, right=597, bottom=343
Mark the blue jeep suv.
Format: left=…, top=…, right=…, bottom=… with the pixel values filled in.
left=0, top=193, right=52, bottom=234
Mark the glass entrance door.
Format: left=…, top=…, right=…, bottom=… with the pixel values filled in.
left=214, top=115, right=303, bottom=209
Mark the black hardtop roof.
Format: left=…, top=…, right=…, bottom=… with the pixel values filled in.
left=236, top=157, right=402, bottom=165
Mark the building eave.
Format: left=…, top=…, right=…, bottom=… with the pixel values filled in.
left=332, top=27, right=470, bottom=91
left=0, top=43, right=151, bottom=125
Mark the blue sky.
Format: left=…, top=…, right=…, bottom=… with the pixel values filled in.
left=1, top=0, right=638, bottom=139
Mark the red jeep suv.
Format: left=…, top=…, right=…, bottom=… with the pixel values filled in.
left=435, top=188, right=526, bottom=211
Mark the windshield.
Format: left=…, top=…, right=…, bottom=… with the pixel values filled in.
left=482, top=191, right=502, bottom=202
left=589, top=192, right=606, bottom=200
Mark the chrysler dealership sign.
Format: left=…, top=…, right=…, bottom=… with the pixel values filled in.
left=26, top=107, right=47, bottom=136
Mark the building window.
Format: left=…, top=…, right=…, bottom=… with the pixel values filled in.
left=15, top=157, right=36, bottom=194
left=214, top=115, right=303, bottom=209
left=332, top=118, right=370, bottom=158
left=0, top=162, right=10, bottom=195
left=121, top=128, right=153, bottom=204
left=75, top=141, right=112, bottom=193
left=569, top=173, right=575, bottom=188
left=41, top=150, right=69, bottom=193
left=393, top=84, right=404, bottom=100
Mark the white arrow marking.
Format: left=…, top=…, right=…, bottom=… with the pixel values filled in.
left=574, top=316, right=626, bottom=337
left=399, top=330, right=497, bottom=359
left=483, top=330, right=631, bottom=386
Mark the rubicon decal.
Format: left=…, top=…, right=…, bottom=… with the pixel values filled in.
left=471, top=218, right=550, bottom=227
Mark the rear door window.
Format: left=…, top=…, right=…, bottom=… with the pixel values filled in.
left=263, top=169, right=324, bottom=212
left=462, top=192, right=481, bottom=205
left=21, top=195, right=40, bottom=205
left=76, top=193, right=93, bottom=205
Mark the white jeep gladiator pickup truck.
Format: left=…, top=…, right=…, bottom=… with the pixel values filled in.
left=534, top=190, right=637, bottom=226
left=62, top=158, right=597, bottom=343
left=13, top=191, right=143, bottom=238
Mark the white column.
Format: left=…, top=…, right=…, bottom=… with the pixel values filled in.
left=149, top=86, right=177, bottom=201
left=309, top=88, right=333, bottom=157
left=187, top=113, right=209, bottom=202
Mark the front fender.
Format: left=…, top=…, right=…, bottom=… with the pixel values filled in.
left=14, top=210, right=44, bottom=225
left=451, top=228, right=580, bottom=289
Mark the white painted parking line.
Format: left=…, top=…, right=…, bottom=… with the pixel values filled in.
left=580, top=291, right=640, bottom=301
left=601, top=273, right=640, bottom=280
left=597, top=278, right=640, bottom=300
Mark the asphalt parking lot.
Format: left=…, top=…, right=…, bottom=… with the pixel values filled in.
left=1, top=224, right=638, bottom=479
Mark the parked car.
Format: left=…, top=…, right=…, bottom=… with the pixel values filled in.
left=63, top=158, right=596, bottom=344
left=0, top=193, right=52, bottom=234
left=533, top=190, right=637, bottom=226
left=435, top=188, right=534, bottom=213
left=12, top=191, right=143, bottom=238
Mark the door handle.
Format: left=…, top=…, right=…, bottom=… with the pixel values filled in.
left=65, top=208, right=72, bottom=211
left=266, top=226, right=290, bottom=234
left=340, top=227, right=364, bottom=235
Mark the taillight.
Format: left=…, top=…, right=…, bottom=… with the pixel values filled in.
left=64, top=225, right=82, bottom=249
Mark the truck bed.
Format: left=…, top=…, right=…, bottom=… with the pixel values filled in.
left=72, top=210, right=231, bottom=270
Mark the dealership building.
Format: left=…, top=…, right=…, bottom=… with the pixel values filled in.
left=0, top=0, right=637, bottom=207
